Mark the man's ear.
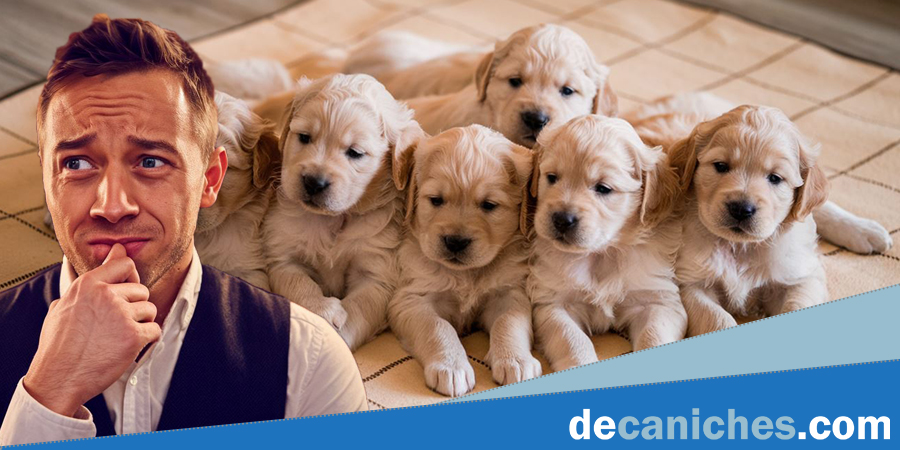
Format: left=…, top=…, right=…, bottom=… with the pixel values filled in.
left=788, top=141, right=829, bottom=222
left=638, top=145, right=680, bottom=227
left=590, top=64, right=618, bottom=118
left=252, top=129, right=282, bottom=189
left=474, top=51, right=495, bottom=103
left=200, top=146, right=228, bottom=208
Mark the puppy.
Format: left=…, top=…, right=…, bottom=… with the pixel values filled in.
left=651, top=101, right=831, bottom=336
left=402, top=24, right=617, bottom=147
left=527, top=115, right=686, bottom=371
left=627, top=93, right=893, bottom=255
left=343, top=30, right=485, bottom=99
left=390, top=125, right=540, bottom=397
left=194, top=91, right=281, bottom=290
left=207, top=58, right=295, bottom=105
left=263, top=74, right=422, bottom=351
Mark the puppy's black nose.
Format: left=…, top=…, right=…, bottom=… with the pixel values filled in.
left=442, top=235, right=472, bottom=254
left=302, top=175, right=330, bottom=196
left=552, top=212, right=578, bottom=234
left=521, top=110, right=550, bottom=132
left=727, top=201, right=756, bottom=221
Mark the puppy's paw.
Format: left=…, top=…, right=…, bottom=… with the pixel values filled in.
left=687, top=310, right=737, bottom=337
left=424, top=359, right=475, bottom=397
left=549, top=354, right=598, bottom=372
left=305, top=296, right=348, bottom=330
left=837, top=218, right=893, bottom=254
left=489, top=354, right=542, bottom=385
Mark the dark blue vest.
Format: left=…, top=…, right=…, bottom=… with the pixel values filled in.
left=0, top=264, right=290, bottom=435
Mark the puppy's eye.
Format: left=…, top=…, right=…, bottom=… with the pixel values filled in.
left=560, top=86, right=575, bottom=96
left=480, top=201, right=498, bottom=212
left=298, top=134, right=311, bottom=144
left=593, top=183, right=612, bottom=195
left=509, top=77, right=523, bottom=88
left=429, top=196, right=444, bottom=207
left=546, top=173, right=558, bottom=185
left=713, top=162, right=730, bottom=173
left=768, top=173, right=783, bottom=185
left=346, top=148, right=364, bottom=159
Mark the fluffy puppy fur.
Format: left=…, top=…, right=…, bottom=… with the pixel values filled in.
left=526, top=115, right=686, bottom=371
left=390, top=125, right=540, bottom=397
left=195, top=92, right=281, bottom=290
left=627, top=93, right=893, bottom=255
left=207, top=59, right=295, bottom=105
left=643, top=99, right=831, bottom=336
left=343, top=31, right=485, bottom=99
left=263, top=74, right=423, bottom=350
left=403, top=24, right=618, bottom=147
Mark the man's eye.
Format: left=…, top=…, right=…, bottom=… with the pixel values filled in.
left=713, top=162, right=730, bottom=173
left=140, top=157, right=166, bottom=169
left=560, top=86, right=575, bottom=96
left=429, top=196, right=444, bottom=207
left=481, top=201, right=498, bottom=212
left=298, top=134, right=311, bottom=144
left=546, top=173, right=558, bottom=185
left=768, top=173, right=783, bottom=185
left=64, top=158, right=95, bottom=171
left=509, top=77, right=523, bottom=88
left=346, top=148, right=364, bottom=160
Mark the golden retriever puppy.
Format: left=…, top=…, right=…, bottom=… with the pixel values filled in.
left=194, top=92, right=281, bottom=290
left=263, top=74, right=423, bottom=350
left=401, top=24, right=617, bottom=147
left=390, top=125, right=540, bottom=397
left=527, top=115, right=686, bottom=371
left=649, top=100, right=831, bottom=336
left=628, top=93, right=893, bottom=255
left=343, top=30, right=485, bottom=99
left=207, top=58, right=295, bottom=105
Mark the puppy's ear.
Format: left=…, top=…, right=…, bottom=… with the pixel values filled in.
left=788, top=140, right=829, bottom=222
left=590, top=65, right=618, bottom=118
left=276, top=77, right=315, bottom=151
left=667, top=114, right=731, bottom=192
left=403, top=160, right=418, bottom=227
left=474, top=51, right=495, bottom=103
left=392, top=122, right=424, bottom=190
left=638, top=145, right=680, bottom=227
left=252, top=126, right=282, bottom=189
left=520, top=144, right=541, bottom=236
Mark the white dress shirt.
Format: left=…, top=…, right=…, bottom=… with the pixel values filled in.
left=0, top=248, right=368, bottom=445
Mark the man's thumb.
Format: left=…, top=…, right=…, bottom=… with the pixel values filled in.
left=103, top=243, right=127, bottom=264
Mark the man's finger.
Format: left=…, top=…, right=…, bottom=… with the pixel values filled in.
left=136, top=322, right=162, bottom=346
left=108, top=282, right=150, bottom=303
left=127, top=301, right=157, bottom=323
left=92, top=255, right=141, bottom=285
left=103, top=243, right=128, bottom=264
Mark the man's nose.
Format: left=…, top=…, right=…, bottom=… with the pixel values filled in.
left=90, top=169, right=139, bottom=223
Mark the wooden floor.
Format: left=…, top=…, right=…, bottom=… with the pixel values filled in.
left=0, top=0, right=305, bottom=99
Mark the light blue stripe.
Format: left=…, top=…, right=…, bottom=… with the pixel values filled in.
left=452, top=284, right=900, bottom=402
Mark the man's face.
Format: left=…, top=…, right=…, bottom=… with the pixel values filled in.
left=41, top=70, right=214, bottom=287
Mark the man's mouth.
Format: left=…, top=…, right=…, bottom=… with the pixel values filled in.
left=87, top=238, right=150, bottom=260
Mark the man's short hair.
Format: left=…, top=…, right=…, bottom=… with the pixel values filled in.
left=37, top=14, right=217, bottom=158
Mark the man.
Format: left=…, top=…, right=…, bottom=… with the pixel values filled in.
left=0, top=15, right=367, bottom=445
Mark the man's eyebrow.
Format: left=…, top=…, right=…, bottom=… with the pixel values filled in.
left=54, top=134, right=96, bottom=152
left=127, top=136, right=179, bottom=155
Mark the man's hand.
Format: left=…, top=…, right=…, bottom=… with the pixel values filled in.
left=22, top=244, right=161, bottom=417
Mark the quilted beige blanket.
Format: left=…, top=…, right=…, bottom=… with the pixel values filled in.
left=1, top=0, right=897, bottom=410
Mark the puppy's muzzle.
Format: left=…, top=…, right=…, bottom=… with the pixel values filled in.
left=442, top=235, right=472, bottom=255
left=727, top=200, right=756, bottom=222
left=521, top=110, right=550, bottom=133
left=302, top=175, right=331, bottom=197
left=551, top=211, right=579, bottom=237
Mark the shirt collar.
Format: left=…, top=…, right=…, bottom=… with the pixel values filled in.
left=57, top=247, right=204, bottom=330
